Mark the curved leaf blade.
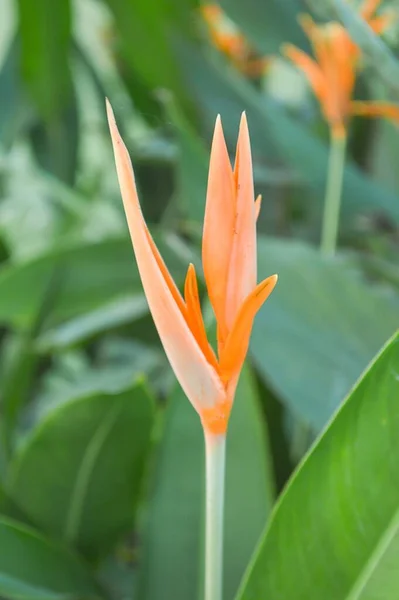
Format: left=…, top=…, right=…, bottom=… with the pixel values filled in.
left=0, top=517, right=100, bottom=599
left=7, top=384, right=154, bottom=559
left=237, top=331, right=399, bottom=599
left=252, top=237, right=399, bottom=430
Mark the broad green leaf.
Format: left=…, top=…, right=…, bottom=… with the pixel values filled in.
left=237, top=330, right=399, bottom=600
left=0, top=516, right=100, bottom=599
left=103, top=0, right=196, bottom=106
left=176, top=42, right=399, bottom=222
left=162, top=95, right=208, bottom=224
left=0, top=234, right=187, bottom=329
left=137, top=367, right=274, bottom=600
left=35, top=342, right=164, bottom=414
left=7, top=383, right=154, bottom=559
left=29, top=93, right=79, bottom=184
left=0, top=332, right=38, bottom=458
left=219, top=0, right=307, bottom=54
left=16, top=0, right=72, bottom=121
left=251, top=236, right=399, bottom=430
left=16, top=0, right=77, bottom=182
left=0, top=37, right=30, bottom=149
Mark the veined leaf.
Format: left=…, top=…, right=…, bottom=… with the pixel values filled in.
left=251, top=236, right=399, bottom=430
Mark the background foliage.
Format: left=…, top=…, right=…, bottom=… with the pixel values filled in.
left=0, top=0, right=398, bottom=598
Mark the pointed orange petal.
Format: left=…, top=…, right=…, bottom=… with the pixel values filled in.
left=219, top=275, right=278, bottom=382
left=202, top=115, right=236, bottom=344
left=255, top=194, right=262, bottom=222
left=350, top=101, right=399, bottom=124
left=106, top=100, right=225, bottom=413
left=283, top=43, right=327, bottom=108
left=225, top=113, right=257, bottom=332
left=184, top=263, right=219, bottom=372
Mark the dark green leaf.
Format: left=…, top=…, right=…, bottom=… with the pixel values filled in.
left=16, top=0, right=73, bottom=121
left=0, top=516, right=100, bottom=599
left=237, top=331, right=399, bottom=600
left=0, top=36, right=30, bottom=149
left=7, top=383, right=154, bottom=559
left=103, top=0, right=195, bottom=108
left=0, top=234, right=187, bottom=330
left=36, top=295, right=149, bottom=351
left=251, top=236, right=399, bottom=430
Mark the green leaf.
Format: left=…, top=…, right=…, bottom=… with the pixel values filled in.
left=0, top=516, right=100, bottom=599
left=16, top=0, right=77, bottom=182
left=137, top=366, right=274, bottom=600
left=36, top=295, right=149, bottom=351
left=103, top=0, right=195, bottom=106
left=237, top=330, right=399, bottom=600
left=0, top=37, right=30, bottom=149
left=0, top=332, right=38, bottom=459
left=0, top=234, right=187, bottom=329
left=162, top=94, right=208, bottom=224
left=251, top=236, right=399, bottom=430
left=176, top=42, right=399, bottom=222
left=29, top=92, right=79, bottom=184
left=16, top=0, right=72, bottom=121
left=7, top=383, right=154, bottom=559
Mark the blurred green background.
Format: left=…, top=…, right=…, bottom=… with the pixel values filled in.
left=0, top=0, right=398, bottom=599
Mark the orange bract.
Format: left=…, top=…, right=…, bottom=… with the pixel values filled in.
left=107, top=100, right=277, bottom=435
left=283, top=0, right=397, bottom=137
left=200, top=3, right=270, bottom=78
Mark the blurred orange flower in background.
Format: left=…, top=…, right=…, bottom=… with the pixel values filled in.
left=201, top=3, right=270, bottom=78
left=283, top=0, right=399, bottom=138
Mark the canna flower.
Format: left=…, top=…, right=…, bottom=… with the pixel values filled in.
left=283, top=0, right=399, bottom=138
left=106, top=100, right=277, bottom=435
left=201, top=4, right=270, bottom=78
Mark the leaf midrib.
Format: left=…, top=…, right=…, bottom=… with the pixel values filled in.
left=346, top=504, right=399, bottom=599
left=63, top=402, right=122, bottom=543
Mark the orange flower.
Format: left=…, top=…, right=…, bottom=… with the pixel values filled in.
left=283, top=0, right=398, bottom=137
left=107, top=100, right=277, bottom=435
left=201, top=4, right=270, bottom=78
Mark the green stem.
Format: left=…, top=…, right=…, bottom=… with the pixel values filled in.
left=204, top=431, right=226, bottom=600
left=320, top=131, right=347, bottom=256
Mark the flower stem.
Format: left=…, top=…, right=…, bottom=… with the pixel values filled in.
left=320, top=130, right=347, bottom=256
left=204, top=431, right=226, bottom=600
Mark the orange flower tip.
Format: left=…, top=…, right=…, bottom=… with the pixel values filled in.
left=214, top=114, right=224, bottom=136
left=105, top=97, right=114, bottom=122
left=255, top=194, right=262, bottom=221
left=258, top=274, right=278, bottom=296
left=239, top=111, right=248, bottom=128
left=298, top=13, right=314, bottom=30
